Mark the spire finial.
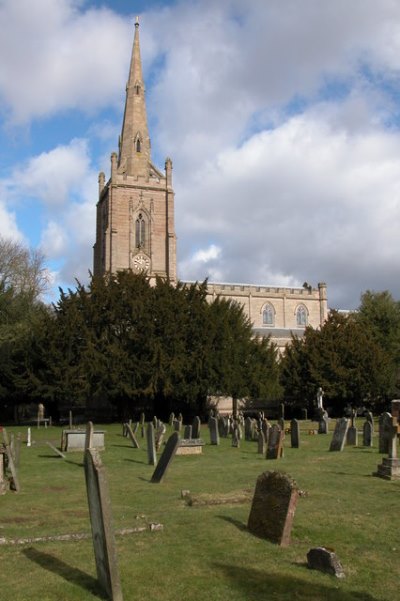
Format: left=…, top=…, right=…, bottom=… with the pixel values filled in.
left=135, top=15, right=139, bottom=27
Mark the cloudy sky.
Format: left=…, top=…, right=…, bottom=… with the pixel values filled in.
left=1, top=0, right=400, bottom=309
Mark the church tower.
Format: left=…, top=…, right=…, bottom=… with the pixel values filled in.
left=93, top=18, right=176, bottom=282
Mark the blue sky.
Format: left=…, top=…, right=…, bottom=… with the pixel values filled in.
left=1, top=0, right=400, bottom=308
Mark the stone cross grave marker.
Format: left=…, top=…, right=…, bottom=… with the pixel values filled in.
left=126, top=424, right=140, bottom=449
left=151, top=432, right=180, bottom=483
left=329, top=418, right=349, bottom=452
left=363, top=420, right=373, bottom=447
left=146, top=422, right=157, bottom=466
left=84, top=447, right=123, bottom=601
left=290, top=419, right=300, bottom=448
left=247, top=470, right=298, bottom=546
left=192, top=416, right=201, bottom=439
left=379, top=412, right=392, bottom=453
left=208, top=417, right=220, bottom=445
left=266, top=424, right=284, bottom=460
left=2, top=428, right=20, bottom=492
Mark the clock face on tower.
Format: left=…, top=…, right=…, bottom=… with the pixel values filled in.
left=132, top=253, right=150, bottom=273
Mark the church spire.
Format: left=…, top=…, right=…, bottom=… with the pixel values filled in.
left=118, top=17, right=151, bottom=176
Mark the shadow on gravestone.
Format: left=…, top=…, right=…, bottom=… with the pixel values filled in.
left=84, top=448, right=123, bottom=601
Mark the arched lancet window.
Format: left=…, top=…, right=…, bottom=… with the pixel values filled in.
left=136, top=138, right=141, bottom=153
left=262, top=304, right=274, bottom=326
left=296, top=304, right=308, bottom=327
left=135, top=84, right=140, bottom=95
left=135, top=213, right=146, bottom=248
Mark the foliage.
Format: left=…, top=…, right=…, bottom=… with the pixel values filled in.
left=280, top=310, right=391, bottom=414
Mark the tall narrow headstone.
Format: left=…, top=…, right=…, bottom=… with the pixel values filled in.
left=262, top=420, right=271, bottom=446
left=126, top=424, right=140, bottom=449
left=279, top=403, right=285, bottom=419
left=84, top=448, right=123, bottom=601
left=85, top=421, right=94, bottom=450
left=290, top=419, right=300, bottom=448
left=169, top=412, right=175, bottom=426
left=379, top=412, right=392, bottom=453
left=329, top=418, right=349, bottom=452
left=278, top=417, right=285, bottom=432
left=151, top=432, right=180, bottom=483
left=244, top=417, right=253, bottom=441
left=27, top=427, right=31, bottom=448
left=248, top=471, right=298, bottom=546
left=192, top=416, right=201, bottom=439
left=155, top=423, right=166, bottom=452
left=318, top=415, right=329, bottom=434
left=69, top=410, right=73, bottom=429
left=0, top=453, right=6, bottom=495
left=184, top=425, right=192, bottom=439
left=266, top=425, right=284, bottom=459
left=375, top=417, right=400, bottom=480
left=147, top=423, right=157, bottom=466
left=232, top=427, right=240, bottom=447
left=2, top=429, right=20, bottom=492
left=173, top=419, right=181, bottom=432
left=257, top=431, right=266, bottom=455
left=209, top=417, right=220, bottom=445
left=363, top=420, right=373, bottom=447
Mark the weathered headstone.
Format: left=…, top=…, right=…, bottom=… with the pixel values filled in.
left=155, top=423, right=166, bottom=452
left=173, top=419, right=181, bottom=432
left=247, top=471, right=298, bottom=546
left=122, top=423, right=128, bottom=438
left=126, top=424, right=140, bottom=449
left=379, top=412, right=393, bottom=453
left=266, top=425, right=284, bottom=460
left=184, top=425, right=192, bottom=439
left=146, top=423, right=157, bottom=465
left=208, top=417, right=220, bottom=445
left=46, top=441, right=66, bottom=459
left=69, top=410, right=73, bottom=429
left=346, top=425, right=358, bottom=446
left=257, top=431, right=266, bottom=455
left=307, top=547, right=345, bottom=578
left=15, top=433, right=21, bottom=468
left=244, top=417, right=253, bottom=441
left=168, top=412, right=175, bottom=426
left=27, top=427, right=31, bottom=448
left=151, top=432, right=180, bottom=483
left=290, top=419, right=300, bottom=448
left=366, top=411, right=374, bottom=426
left=2, top=429, right=20, bottom=492
left=232, top=427, right=240, bottom=447
left=318, top=415, right=329, bottom=434
left=84, top=448, right=123, bottom=601
left=363, top=420, right=373, bottom=447
left=192, top=416, right=201, bottom=439
left=329, top=418, right=349, bottom=452
left=262, top=420, right=271, bottom=445
left=375, top=416, right=400, bottom=480
left=0, top=452, right=6, bottom=494
left=278, top=417, right=285, bottom=432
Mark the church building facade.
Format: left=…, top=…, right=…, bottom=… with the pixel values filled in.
left=93, top=20, right=328, bottom=351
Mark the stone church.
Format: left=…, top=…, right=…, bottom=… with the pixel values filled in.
left=93, top=20, right=328, bottom=351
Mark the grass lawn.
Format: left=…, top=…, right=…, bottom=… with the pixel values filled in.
left=0, top=420, right=397, bottom=601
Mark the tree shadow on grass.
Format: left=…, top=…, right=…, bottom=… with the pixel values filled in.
left=23, top=547, right=108, bottom=599
left=214, top=563, right=379, bottom=601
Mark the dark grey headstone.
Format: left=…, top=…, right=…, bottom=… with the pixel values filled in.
left=307, top=547, right=345, bottom=578
left=290, top=419, right=300, bottom=448
left=192, top=416, right=201, bottom=439
left=379, top=412, right=392, bottom=453
left=363, top=420, right=373, bottom=447
left=146, top=423, right=157, bottom=466
left=151, top=432, right=180, bottom=483
left=244, top=417, right=253, bottom=441
left=173, top=419, right=181, bottom=432
left=278, top=417, right=285, bottom=432
left=248, top=471, right=298, bottom=546
left=84, top=449, right=123, bottom=601
left=126, top=424, right=140, bottom=449
left=209, top=417, right=220, bottom=445
left=184, top=425, right=192, bottom=439
left=122, top=423, right=128, bottom=438
left=329, top=418, right=349, bottom=452
left=318, top=415, right=329, bottom=434
left=346, top=425, right=358, bottom=446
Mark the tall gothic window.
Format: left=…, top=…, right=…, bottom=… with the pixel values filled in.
left=135, top=213, right=146, bottom=248
left=136, top=138, right=141, bottom=153
left=262, top=304, right=275, bottom=326
left=296, top=304, right=308, bottom=327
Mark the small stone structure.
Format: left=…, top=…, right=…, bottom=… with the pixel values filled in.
left=307, top=547, right=345, bottom=578
left=175, top=438, right=205, bottom=455
left=61, top=429, right=105, bottom=452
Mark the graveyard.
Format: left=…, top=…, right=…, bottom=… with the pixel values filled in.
left=1, top=418, right=398, bottom=601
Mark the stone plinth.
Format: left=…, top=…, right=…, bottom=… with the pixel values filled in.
left=375, top=457, right=400, bottom=480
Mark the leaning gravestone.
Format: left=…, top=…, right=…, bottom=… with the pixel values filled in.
left=0, top=452, right=6, bottom=495
left=155, top=422, right=166, bottom=452
left=290, top=419, right=300, bottom=448
left=208, top=417, right=220, bottom=445
left=146, top=423, right=157, bottom=466
left=126, top=424, right=140, bottom=449
left=329, top=418, right=349, bottom=452
left=247, top=471, right=298, bottom=546
left=379, top=412, right=392, bottom=453
left=363, top=420, right=373, bottom=447
left=151, top=432, right=180, bottom=484
left=307, top=547, right=345, bottom=578
left=266, top=425, right=284, bottom=460
left=84, top=446, right=123, bottom=601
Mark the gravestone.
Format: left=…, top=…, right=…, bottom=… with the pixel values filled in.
left=122, top=423, right=128, bottom=438
left=290, top=419, right=300, bottom=448
left=232, top=427, right=240, bottom=447
left=126, top=424, right=140, bottom=449
left=375, top=416, right=400, bottom=480
left=318, top=415, right=329, bottom=434
left=175, top=438, right=205, bottom=455
left=278, top=417, right=285, bottom=432
left=329, top=418, right=349, bottom=452
left=247, top=470, right=298, bottom=546
left=192, top=416, right=201, bottom=439
left=0, top=453, right=6, bottom=495
left=146, top=423, right=157, bottom=466
left=279, top=403, right=285, bottom=419
left=173, top=419, right=181, bottom=432
left=169, top=412, right=175, bottom=426
left=155, top=423, right=166, bottom=452
left=15, top=433, right=21, bottom=468
left=346, top=425, right=358, bottom=446
left=262, top=420, right=271, bottom=446
left=151, top=432, right=180, bottom=483
left=301, top=408, right=308, bottom=420
left=307, top=547, right=345, bottom=578
left=85, top=421, right=94, bottom=450
left=140, top=412, right=145, bottom=438
left=46, top=441, right=66, bottom=459
left=10, top=433, right=15, bottom=462
left=363, top=420, right=373, bottom=447
left=379, top=412, right=393, bottom=453
left=69, top=410, right=73, bottom=429
left=2, top=428, right=20, bottom=492
left=208, top=417, right=220, bottom=445
left=244, top=417, right=253, bottom=441
left=257, top=431, right=266, bottom=455
left=266, top=425, right=284, bottom=460
left=132, top=422, right=139, bottom=434
left=366, top=411, right=374, bottom=427
left=27, top=427, right=31, bottom=448
left=391, top=400, right=400, bottom=420
left=84, top=448, right=123, bottom=601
